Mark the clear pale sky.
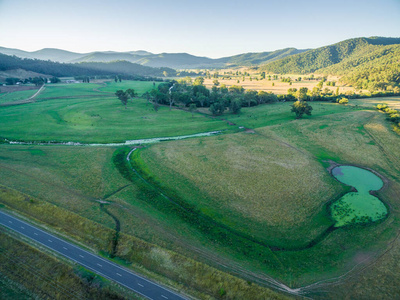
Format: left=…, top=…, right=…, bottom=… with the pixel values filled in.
left=0, top=0, right=399, bottom=58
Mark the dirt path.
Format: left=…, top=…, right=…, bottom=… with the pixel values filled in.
left=0, top=84, right=46, bottom=107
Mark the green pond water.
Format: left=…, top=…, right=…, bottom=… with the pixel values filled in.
left=331, top=166, right=387, bottom=227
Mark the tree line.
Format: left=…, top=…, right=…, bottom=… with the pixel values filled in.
left=141, top=77, right=278, bottom=115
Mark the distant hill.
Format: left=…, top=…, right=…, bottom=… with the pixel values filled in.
left=261, top=37, right=400, bottom=74
left=0, top=53, right=176, bottom=78
left=224, top=48, right=308, bottom=67
left=0, top=46, right=305, bottom=69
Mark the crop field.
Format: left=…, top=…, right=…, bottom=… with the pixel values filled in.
left=1, top=80, right=400, bottom=299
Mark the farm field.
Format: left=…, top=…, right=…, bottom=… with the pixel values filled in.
left=201, top=73, right=357, bottom=95
left=1, top=80, right=400, bottom=299
left=0, top=82, right=232, bottom=143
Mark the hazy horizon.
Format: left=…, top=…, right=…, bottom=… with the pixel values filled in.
left=1, top=0, right=400, bottom=58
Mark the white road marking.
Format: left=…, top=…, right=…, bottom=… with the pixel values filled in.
left=79, top=255, right=84, bottom=258
left=8, top=221, right=12, bottom=223
left=20, top=226, right=25, bottom=229
left=48, top=239, right=52, bottom=242
left=97, top=263, right=102, bottom=267
left=161, top=295, right=168, bottom=299
left=63, top=247, right=68, bottom=250
left=116, top=273, right=122, bottom=276
left=138, top=283, right=144, bottom=287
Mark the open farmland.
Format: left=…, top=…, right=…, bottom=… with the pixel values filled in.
left=0, top=79, right=400, bottom=299
left=202, top=73, right=357, bottom=94
left=0, top=81, right=232, bottom=143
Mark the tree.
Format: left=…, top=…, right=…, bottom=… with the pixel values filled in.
left=258, top=91, right=277, bottom=104
left=115, top=90, right=128, bottom=108
left=291, top=100, right=313, bottom=119
left=209, top=101, right=226, bottom=116
left=193, top=77, right=204, bottom=85
left=213, top=79, right=220, bottom=86
left=244, top=90, right=257, bottom=107
left=296, top=87, right=308, bottom=101
left=229, top=98, right=242, bottom=114
left=126, top=88, right=136, bottom=102
left=310, top=87, right=321, bottom=101
left=189, top=103, right=197, bottom=118
left=338, top=97, right=349, bottom=104
left=50, top=77, right=60, bottom=83
left=143, top=91, right=151, bottom=105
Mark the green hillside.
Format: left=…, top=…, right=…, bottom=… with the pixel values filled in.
left=225, top=48, right=307, bottom=67
left=261, top=37, right=400, bottom=74
left=320, top=44, right=400, bottom=89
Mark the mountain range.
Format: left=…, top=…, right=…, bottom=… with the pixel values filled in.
left=1, top=36, right=399, bottom=90
left=0, top=46, right=307, bottom=69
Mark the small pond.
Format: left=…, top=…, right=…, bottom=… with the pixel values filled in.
left=330, top=166, right=388, bottom=227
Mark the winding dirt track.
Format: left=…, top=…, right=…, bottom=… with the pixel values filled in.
left=0, top=84, right=46, bottom=106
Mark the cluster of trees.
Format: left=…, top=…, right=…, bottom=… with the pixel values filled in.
left=115, top=89, right=137, bottom=108
left=3, top=76, right=55, bottom=86
left=143, top=77, right=278, bottom=115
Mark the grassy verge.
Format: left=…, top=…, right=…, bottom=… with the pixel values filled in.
left=0, top=230, right=141, bottom=300
left=0, top=185, right=288, bottom=299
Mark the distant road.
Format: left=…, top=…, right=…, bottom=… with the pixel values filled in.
left=0, top=210, right=187, bottom=300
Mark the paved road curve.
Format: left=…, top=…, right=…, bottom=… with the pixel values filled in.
left=0, top=210, right=187, bottom=300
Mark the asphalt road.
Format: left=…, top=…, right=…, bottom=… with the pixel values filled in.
left=0, top=210, right=187, bottom=300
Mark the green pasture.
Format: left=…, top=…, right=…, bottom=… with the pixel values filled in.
left=1, top=88, right=400, bottom=295
left=0, top=82, right=231, bottom=143
left=0, top=89, right=39, bottom=104
left=222, top=101, right=357, bottom=129
left=37, top=83, right=105, bottom=98
left=98, top=80, right=159, bottom=94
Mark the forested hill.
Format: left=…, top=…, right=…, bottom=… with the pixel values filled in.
left=320, top=44, right=400, bottom=89
left=0, top=53, right=176, bottom=77
left=224, top=48, right=308, bottom=66
left=261, top=37, right=400, bottom=74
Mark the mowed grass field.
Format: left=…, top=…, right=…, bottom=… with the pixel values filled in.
left=1, top=79, right=400, bottom=298
left=0, top=81, right=232, bottom=143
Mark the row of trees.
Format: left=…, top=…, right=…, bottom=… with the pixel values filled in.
left=377, top=104, right=400, bottom=134
left=3, top=76, right=60, bottom=86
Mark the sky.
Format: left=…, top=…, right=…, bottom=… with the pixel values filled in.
left=0, top=0, right=399, bottom=58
